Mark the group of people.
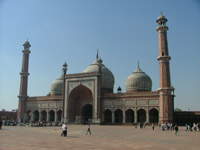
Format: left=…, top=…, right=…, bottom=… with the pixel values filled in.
left=158, top=122, right=179, bottom=135
left=160, top=122, right=175, bottom=131
left=185, top=123, right=200, bottom=132
left=60, top=123, right=91, bottom=137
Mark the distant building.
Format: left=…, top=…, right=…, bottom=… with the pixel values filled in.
left=174, top=111, right=200, bottom=125
left=0, top=111, right=17, bottom=120
left=17, top=14, right=175, bottom=124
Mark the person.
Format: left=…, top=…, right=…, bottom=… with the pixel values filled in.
left=161, top=123, right=165, bottom=131
left=174, top=124, right=179, bottom=135
left=86, top=124, right=91, bottom=135
left=143, top=121, right=146, bottom=128
left=185, top=124, right=188, bottom=131
left=152, top=123, right=155, bottom=130
left=61, top=123, right=67, bottom=137
left=0, top=119, right=2, bottom=129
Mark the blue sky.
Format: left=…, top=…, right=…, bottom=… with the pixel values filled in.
left=0, top=0, right=200, bottom=111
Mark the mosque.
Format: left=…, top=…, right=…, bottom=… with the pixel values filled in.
left=17, top=14, right=175, bottom=124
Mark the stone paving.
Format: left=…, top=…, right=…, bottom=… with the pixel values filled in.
left=0, top=125, right=200, bottom=150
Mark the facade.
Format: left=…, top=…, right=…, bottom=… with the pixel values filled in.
left=17, top=14, right=175, bottom=124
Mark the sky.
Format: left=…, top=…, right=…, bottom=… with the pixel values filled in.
left=0, top=0, right=200, bottom=111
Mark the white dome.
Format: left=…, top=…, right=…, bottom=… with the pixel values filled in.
left=126, top=65, right=152, bottom=92
left=50, top=77, right=63, bottom=95
left=83, top=58, right=115, bottom=90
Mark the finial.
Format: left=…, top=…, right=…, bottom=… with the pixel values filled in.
left=23, top=39, right=31, bottom=49
left=96, top=49, right=99, bottom=59
left=161, top=10, right=162, bottom=15
left=117, top=86, right=122, bottom=93
left=62, top=61, right=67, bottom=76
left=137, top=61, right=140, bottom=69
left=63, top=61, right=67, bottom=67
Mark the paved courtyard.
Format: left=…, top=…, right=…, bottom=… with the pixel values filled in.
left=0, top=125, right=200, bottom=150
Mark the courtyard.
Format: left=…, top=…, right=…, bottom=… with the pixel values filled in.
left=0, top=125, right=200, bottom=150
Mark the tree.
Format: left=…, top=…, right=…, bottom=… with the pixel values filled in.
left=174, top=107, right=182, bottom=112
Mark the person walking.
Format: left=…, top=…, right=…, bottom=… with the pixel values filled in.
left=61, top=123, right=67, bottom=137
left=174, top=124, right=179, bottom=135
left=86, top=124, right=91, bottom=135
left=152, top=123, right=155, bottom=130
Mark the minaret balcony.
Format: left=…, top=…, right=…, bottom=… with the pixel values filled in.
left=157, top=56, right=171, bottom=61
left=20, top=72, right=30, bottom=77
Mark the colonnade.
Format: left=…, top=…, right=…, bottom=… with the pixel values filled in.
left=25, top=109, right=62, bottom=123
left=103, top=108, right=159, bottom=124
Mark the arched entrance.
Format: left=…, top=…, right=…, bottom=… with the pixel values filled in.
left=33, top=110, right=39, bottom=122
left=115, top=109, right=123, bottom=123
left=41, top=110, right=47, bottom=122
left=137, top=109, right=146, bottom=123
left=125, top=109, right=134, bottom=123
left=82, top=104, right=92, bottom=123
left=49, top=110, right=55, bottom=122
left=69, top=84, right=93, bottom=122
left=57, top=110, right=62, bottom=122
left=104, top=109, right=112, bottom=123
left=149, top=109, right=159, bottom=123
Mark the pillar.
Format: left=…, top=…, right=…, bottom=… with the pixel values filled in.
left=112, top=111, right=115, bottom=123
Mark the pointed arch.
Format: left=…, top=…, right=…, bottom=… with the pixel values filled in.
left=41, top=110, right=47, bottom=122
left=68, top=84, right=93, bottom=122
left=57, top=110, right=62, bottom=122
left=33, top=110, right=39, bottom=122
left=49, top=110, right=55, bottom=122
left=104, top=109, right=112, bottom=123
left=149, top=108, right=159, bottom=123
left=125, top=109, right=134, bottom=123
left=115, top=109, right=123, bottom=123
left=137, top=109, right=146, bottom=123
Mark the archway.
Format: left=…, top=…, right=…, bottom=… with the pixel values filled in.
left=115, top=109, right=123, bottom=123
left=104, top=109, right=112, bottom=123
left=137, top=109, right=146, bottom=123
left=41, top=110, right=47, bottom=122
left=25, top=110, right=31, bottom=123
left=149, top=109, right=159, bottom=123
left=69, top=84, right=93, bottom=122
left=125, top=109, right=134, bottom=123
left=33, top=110, right=39, bottom=122
left=49, top=110, right=55, bottom=122
left=57, top=110, right=62, bottom=122
left=82, top=104, right=92, bottom=123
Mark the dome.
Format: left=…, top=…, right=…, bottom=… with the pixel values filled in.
left=126, top=64, right=152, bottom=92
left=157, top=13, right=167, bottom=22
left=83, top=57, right=115, bottom=89
left=50, top=77, right=63, bottom=95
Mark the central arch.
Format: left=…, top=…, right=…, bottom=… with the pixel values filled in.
left=68, top=84, right=93, bottom=122
left=137, top=109, right=146, bottom=123
left=82, top=104, right=93, bottom=123
left=115, top=109, right=123, bottom=123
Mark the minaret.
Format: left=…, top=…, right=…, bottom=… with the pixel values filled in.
left=17, top=40, right=31, bottom=122
left=156, top=13, right=174, bottom=123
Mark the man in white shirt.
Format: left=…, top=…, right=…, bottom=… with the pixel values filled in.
left=61, top=123, right=67, bottom=137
